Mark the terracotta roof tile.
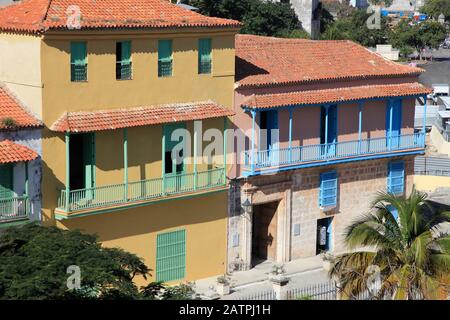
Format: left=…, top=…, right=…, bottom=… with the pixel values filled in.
left=236, top=35, right=424, bottom=88
left=0, top=0, right=241, bottom=33
left=241, top=82, right=432, bottom=109
left=0, top=140, right=38, bottom=163
left=50, top=101, right=235, bottom=132
left=0, top=84, right=42, bottom=130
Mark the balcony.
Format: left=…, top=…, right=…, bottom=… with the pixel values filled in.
left=243, top=133, right=425, bottom=175
left=0, top=196, right=30, bottom=224
left=56, top=167, right=226, bottom=216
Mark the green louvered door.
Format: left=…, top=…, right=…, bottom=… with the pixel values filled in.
left=164, top=123, right=186, bottom=194
left=198, top=38, right=212, bottom=74
left=0, top=164, right=14, bottom=217
left=0, top=164, right=13, bottom=199
left=156, top=229, right=186, bottom=282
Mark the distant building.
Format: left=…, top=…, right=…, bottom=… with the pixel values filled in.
left=349, top=0, right=368, bottom=8
left=272, top=0, right=321, bottom=39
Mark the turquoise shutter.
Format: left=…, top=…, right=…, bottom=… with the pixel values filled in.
left=156, top=229, right=186, bottom=282
left=0, top=164, right=13, bottom=199
left=83, top=133, right=95, bottom=191
left=198, top=38, right=212, bottom=74
left=320, top=171, right=338, bottom=207
left=388, top=161, right=404, bottom=194
left=71, top=42, right=87, bottom=66
left=121, top=41, right=131, bottom=64
left=158, top=40, right=173, bottom=77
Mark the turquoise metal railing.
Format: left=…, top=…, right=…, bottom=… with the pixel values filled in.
left=0, top=196, right=30, bottom=223
left=244, top=133, right=425, bottom=170
left=57, top=167, right=225, bottom=212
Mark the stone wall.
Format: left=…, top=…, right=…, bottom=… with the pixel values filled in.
left=227, top=155, right=415, bottom=271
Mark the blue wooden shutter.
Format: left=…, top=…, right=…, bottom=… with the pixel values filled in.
left=387, top=205, right=399, bottom=222
left=198, top=38, right=212, bottom=74
left=320, top=171, right=338, bottom=207
left=156, top=229, right=186, bottom=282
left=387, top=161, right=404, bottom=194
left=0, top=164, right=13, bottom=199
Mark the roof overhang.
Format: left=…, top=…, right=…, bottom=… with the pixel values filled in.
left=241, top=83, right=432, bottom=111
left=50, top=101, right=235, bottom=133
left=0, top=140, right=38, bottom=164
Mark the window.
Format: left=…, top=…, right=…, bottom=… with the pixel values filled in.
left=158, top=40, right=173, bottom=77
left=387, top=161, right=404, bottom=195
left=70, top=42, right=87, bottom=82
left=156, top=229, right=186, bottom=282
left=163, top=123, right=186, bottom=175
left=198, top=38, right=212, bottom=74
left=116, top=41, right=132, bottom=80
left=319, top=171, right=338, bottom=208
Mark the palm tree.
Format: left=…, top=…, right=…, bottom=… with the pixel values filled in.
left=329, top=188, right=450, bottom=300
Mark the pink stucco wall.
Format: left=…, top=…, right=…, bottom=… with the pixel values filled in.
left=230, top=76, right=421, bottom=178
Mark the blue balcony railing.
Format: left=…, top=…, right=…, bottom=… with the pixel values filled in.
left=244, top=133, right=425, bottom=172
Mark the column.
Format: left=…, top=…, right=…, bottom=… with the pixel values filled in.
left=223, top=117, right=228, bottom=182
left=358, top=101, right=363, bottom=153
left=388, top=100, right=393, bottom=150
left=25, top=161, right=29, bottom=216
left=193, top=121, right=198, bottom=191
left=288, top=108, right=293, bottom=163
left=251, top=110, right=256, bottom=174
left=123, top=128, right=128, bottom=201
left=324, top=105, right=329, bottom=158
left=422, top=95, right=427, bottom=146
left=161, top=130, right=166, bottom=194
left=65, top=133, right=70, bottom=212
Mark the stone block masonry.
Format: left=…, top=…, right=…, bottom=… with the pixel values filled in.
left=227, top=156, right=414, bottom=272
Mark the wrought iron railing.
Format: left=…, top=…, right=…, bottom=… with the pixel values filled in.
left=244, top=133, right=425, bottom=171
left=57, top=168, right=225, bottom=212
left=116, top=62, right=132, bottom=80
left=198, top=60, right=211, bottom=74
left=158, top=60, right=173, bottom=77
left=0, top=196, right=30, bottom=223
left=71, top=64, right=87, bottom=82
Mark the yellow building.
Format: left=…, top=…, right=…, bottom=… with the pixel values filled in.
left=0, top=0, right=240, bottom=283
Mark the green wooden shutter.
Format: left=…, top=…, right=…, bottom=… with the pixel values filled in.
left=121, top=41, right=131, bottom=64
left=156, top=229, right=186, bottom=282
left=83, top=133, right=95, bottom=191
left=71, top=42, right=87, bottom=66
left=198, top=38, right=212, bottom=74
left=158, top=40, right=173, bottom=77
left=0, top=164, right=13, bottom=199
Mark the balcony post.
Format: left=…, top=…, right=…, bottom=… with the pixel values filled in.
left=289, top=107, right=293, bottom=163
left=193, top=121, right=198, bottom=191
left=251, top=110, right=256, bottom=175
left=223, top=117, right=228, bottom=182
left=25, top=161, right=29, bottom=216
left=162, top=130, right=166, bottom=195
left=123, top=128, right=128, bottom=201
left=65, top=133, right=70, bottom=212
left=422, top=95, right=427, bottom=146
left=388, top=99, right=393, bottom=150
left=358, top=101, right=363, bottom=153
left=324, top=105, right=329, bottom=158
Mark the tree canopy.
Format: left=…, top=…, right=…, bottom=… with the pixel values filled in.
left=0, top=223, right=150, bottom=299
left=185, top=0, right=308, bottom=38
left=421, top=0, right=450, bottom=21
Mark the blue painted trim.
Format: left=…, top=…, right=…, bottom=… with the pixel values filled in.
left=241, top=94, right=426, bottom=112
left=242, top=149, right=424, bottom=177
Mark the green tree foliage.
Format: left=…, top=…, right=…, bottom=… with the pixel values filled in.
left=0, top=224, right=150, bottom=300
left=321, top=10, right=389, bottom=47
left=329, top=189, right=450, bottom=300
left=186, top=0, right=307, bottom=38
left=389, top=20, right=447, bottom=58
left=421, top=0, right=450, bottom=21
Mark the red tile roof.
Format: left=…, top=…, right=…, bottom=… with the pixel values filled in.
left=0, top=140, right=38, bottom=164
left=50, top=101, right=235, bottom=132
left=0, top=0, right=240, bottom=33
left=236, top=35, right=425, bottom=88
left=241, top=82, right=432, bottom=109
left=0, top=84, right=41, bottom=130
